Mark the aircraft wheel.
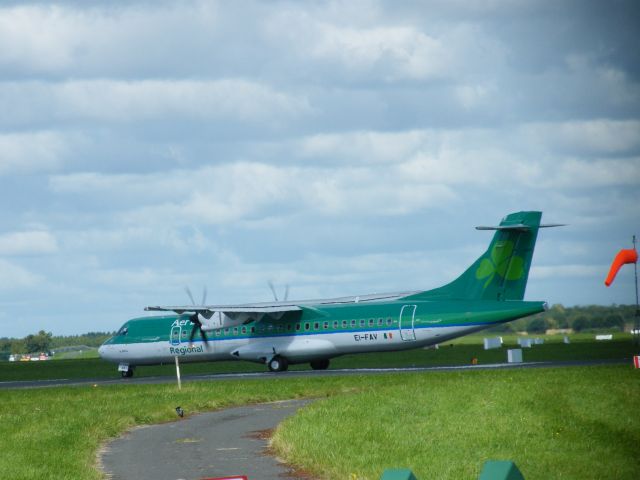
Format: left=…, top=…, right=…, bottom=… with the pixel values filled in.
left=121, top=368, right=134, bottom=378
left=310, top=359, right=330, bottom=370
left=268, top=356, right=288, bottom=372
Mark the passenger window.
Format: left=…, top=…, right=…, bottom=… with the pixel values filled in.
left=351, top=319, right=356, bottom=327
left=386, top=318, right=392, bottom=326
left=215, top=329, right=221, bottom=336
left=296, top=323, right=301, bottom=331
left=182, top=330, right=188, bottom=336
left=368, top=319, right=374, bottom=326
left=250, top=327, right=255, bottom=333
left=287, top=324, right=292, bottom=331
left=333, top=321, right=338, bottom=329
left=233, top=327, right=238, bottom=335
left=314, top=322, right=319, bottom=330
left=241, top=327, right=246, bottom=334
left=342, top=320, right=348, bottom=328
left=224, top=328, right=230, bottom=335
left=359, top=319, right=365, bottom=327
left=305, top=323, right=310, bottom=331
left=323, top=321, right=329, bottom=329
left=378, top=318, right=383, bottom=326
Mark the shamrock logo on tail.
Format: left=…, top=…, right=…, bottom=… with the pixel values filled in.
left=475, top=240, right=525, bottom=288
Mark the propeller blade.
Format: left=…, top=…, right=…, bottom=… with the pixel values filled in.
left=187, top=312, right=209, bottom=347
left=268, top=281, right=278, bottom=301
left=189, top=324, right=198, bottom=344
left=201, top=286, right=207, bottom=306
left=284, top=284, right=290, bottom=301
left=188, top=312, right=200, bottom=343
left=185, top=287, right=196, bottom=306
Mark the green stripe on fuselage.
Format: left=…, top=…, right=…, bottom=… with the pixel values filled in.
left=103, top=300, right=545, bottom=346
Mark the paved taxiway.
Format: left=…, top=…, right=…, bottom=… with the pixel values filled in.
left=100, top=399, right=313, bottom=480
left=0, top=358, right=627, bottom=390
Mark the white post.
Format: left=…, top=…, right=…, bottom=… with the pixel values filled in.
left=175, top=356, right=182, bottom=390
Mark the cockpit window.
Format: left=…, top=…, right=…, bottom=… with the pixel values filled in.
left=117, top=326, right=128, bottom=336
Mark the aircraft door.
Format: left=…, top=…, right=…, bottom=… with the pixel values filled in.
left=399, top=305, right=417, bottom=341
left=170, top=326, right=181, bottom=346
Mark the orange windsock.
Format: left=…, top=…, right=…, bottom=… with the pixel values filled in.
left=605, top=248, right=638, bottom=286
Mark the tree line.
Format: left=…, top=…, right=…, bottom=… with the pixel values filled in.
left=488, top=304, right=638, bottom=333
left=0, top=331, right=114, bottom=357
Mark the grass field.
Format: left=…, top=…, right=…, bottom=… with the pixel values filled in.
left=273, top=366, right=640, bottom=479
left=1, top=366, right=638, bottom=479
left=1, top=334, right=637, bottom=382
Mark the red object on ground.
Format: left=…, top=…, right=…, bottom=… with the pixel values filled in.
left=605, top=248, right=638, bottom=286
left=634, top=356, right=640, bottom=369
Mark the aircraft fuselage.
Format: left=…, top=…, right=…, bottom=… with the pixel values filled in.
left=99, top=298, right=545, bottom=368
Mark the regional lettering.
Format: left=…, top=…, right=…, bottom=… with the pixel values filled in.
left=353, top=333, right=378, bottom=342
left=169, top=345, right=204, bottom=355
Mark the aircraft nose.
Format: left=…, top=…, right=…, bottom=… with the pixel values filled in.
left=98, top=345, right=108, bottom=359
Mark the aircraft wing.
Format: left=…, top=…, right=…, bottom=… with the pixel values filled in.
left=146, top=291, right=414, bottom=314
left=144, top=291, right=414, bottom=326
left=145, top=305, right=302, bottom=314
left=145, top=304, right=303, bottom=326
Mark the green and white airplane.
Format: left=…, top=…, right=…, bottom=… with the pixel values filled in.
left=99, top=211, right=560, bottom=377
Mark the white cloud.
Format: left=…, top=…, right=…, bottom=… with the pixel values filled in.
left=0, top=259, right=42, bottom=289
left=265, top=8, right=506, bottom=82
left=541, top=157, right=640, bottom=189
left=0, top=3, right=220, bottom=74
left=310, top=24, right=451, bottom=80
left=0, top=231, right=58, bottom=255
left=521, top=120, right=640, bottom=156
left=51, top=160, right=458, bottom=226
left=0, top=5, right=78, bottom=72
left=531, top=264, right=606, bottom=280
left=0, top=131, right=69, bottom=175
left=0, top=79, right=310, bottom=127
left=299, top=130, right=427, bottom=163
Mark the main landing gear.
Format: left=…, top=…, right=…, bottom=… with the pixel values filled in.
left=268, top=356, right=289, bottom=372
left=310, top=359, right=330, bottom=370
left=120, top=366, right=134, bottom=378
left=267, top=357, right=331, bottom=372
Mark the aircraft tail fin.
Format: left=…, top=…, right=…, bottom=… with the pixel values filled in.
left=405, top=211, right=556, bottom=302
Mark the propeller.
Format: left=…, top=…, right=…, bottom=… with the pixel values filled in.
left=188, top=311, right=208, bottom=345
left=268, top=281, right=290, bottom=302
left=184, top=286, right=209, bottom=347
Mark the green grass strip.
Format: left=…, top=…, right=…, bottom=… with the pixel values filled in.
left=1, top=366, right=639, bottom=479
left=272, top=366, right=640, bottom=479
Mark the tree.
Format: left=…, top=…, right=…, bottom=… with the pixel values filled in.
left=572, top=315, right=590, bottom=332
left=603, top=314, right=625, bottom=331
left=24, top=330, right=53, bottom=353
left=527, top=317, right=547, bottom=333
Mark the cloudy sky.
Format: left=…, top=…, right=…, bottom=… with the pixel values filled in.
left=1, top=0, right=639, bottom=338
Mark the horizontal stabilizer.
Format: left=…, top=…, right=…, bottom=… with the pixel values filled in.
left=476, top=223, right=565, bottom=231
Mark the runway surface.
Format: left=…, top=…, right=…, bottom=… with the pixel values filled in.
left=0, top=358, right=627, bottom=389
left=100, top=399, right=313, bottom=480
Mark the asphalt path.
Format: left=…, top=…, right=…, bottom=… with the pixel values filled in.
left=0, top=358, right=628, bottom=390
left=99, top=399, right=314, bottom=480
